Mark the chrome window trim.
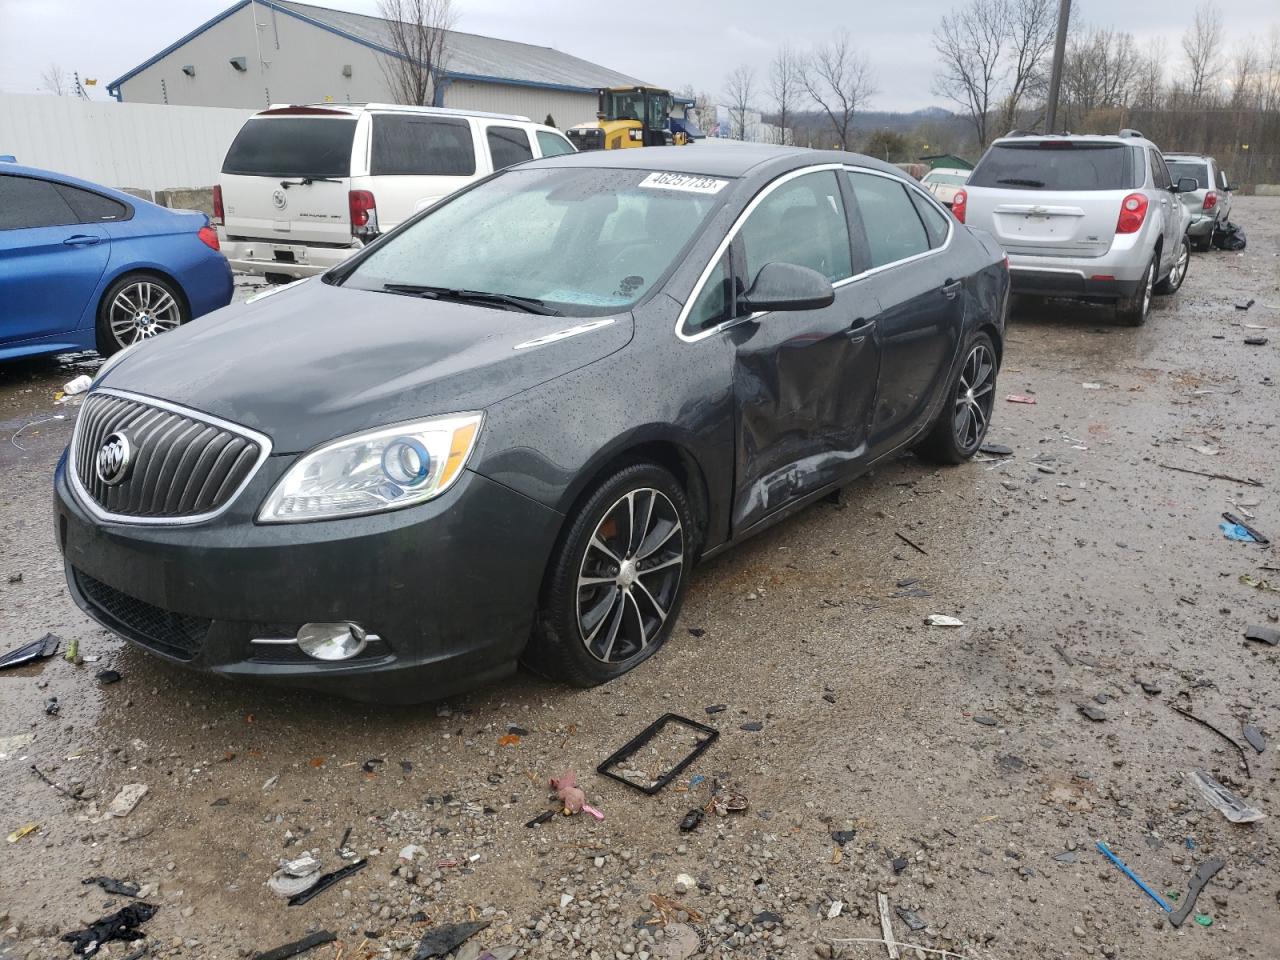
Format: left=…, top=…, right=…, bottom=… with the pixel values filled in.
left=68, top=387, right=274, bottom=526
left=675, top=164, right=954, bottom=343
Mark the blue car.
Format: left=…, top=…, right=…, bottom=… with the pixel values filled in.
left=0, top=161, right=233, bottom=360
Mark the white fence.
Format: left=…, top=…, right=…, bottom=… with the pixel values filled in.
left=0, top=93, right=252, bottom=192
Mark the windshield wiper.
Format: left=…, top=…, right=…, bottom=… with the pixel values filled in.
left=381, top=283, right=563, bottom=316
left=280, top=177, right=342, bottom=188
left=996, top=177, right=1046, bottom=188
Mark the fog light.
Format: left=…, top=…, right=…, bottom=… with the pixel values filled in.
left=297, top=622, right=370, bottom=661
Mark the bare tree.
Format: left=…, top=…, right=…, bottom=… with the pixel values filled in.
left=996, top=0, right=1056, bottom=135
left=800, top=31, right=876, bottom=150
left=723, top=65, right=757, bottom=140
left=377, top=0, right=456, bottom=106
left=1228, top=41, right=1259, bottom=109
left=40, top=63, right=68, bottom=96
left=932, top=0, right=1005, bottom=147
left=1131, top=36, right=1167, bottom=111
left=769, top=43, right=802, bottom=145
left=1182, top=1, right=1223, bottom=105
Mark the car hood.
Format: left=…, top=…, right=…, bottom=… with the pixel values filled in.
left=98, top=278, right=634, bottom=453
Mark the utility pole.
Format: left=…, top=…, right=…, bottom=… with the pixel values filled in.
left=1043, top=0, right=1071, bottom=134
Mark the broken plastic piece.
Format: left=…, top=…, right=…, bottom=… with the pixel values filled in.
left=1242, top=724, right=1265, bottom=754
left=895, top=906, right=927, bottom=931
left=1245, top=624, right=1280, bottom=646
left=525, top=809, right=556, bottom=828
left=1239, top=574, right=1280, bottom=593
left=925, top=614, right=964, bottom=627
left=7, top=822, right=39, bottom=843
left=287, top=857, right=367, bottom=906
left=412, top=920, right=490, bottom=959
left=1187, top=770, right=1265, bottom=824
left=0, top=634, right=60, bottom=670
left=1220, top=521, right=1256, bottom=542
left=253, top=930, right=337, bottom=960
left=82, top=876, right=140, bottom=897
left=1235, top=298, right=1255, bottom=310
left=596, top=713, right=719, bottom=795
left=679, top=809, right=704, bottom=832
left=96, top=670, right=122, bottom=684
left=1095, top=840, right=1171, bottom=912
left=1244, top=336, right=1268, bottom=346
left=1168, top=857, right=1225, bottom=928
left=1005, top=394, right=1036, bottom=404
left=64, top=374, right=93, bottom=395
left=1222, top=512, right=1270, bottom=545
left=1194, top=913, right=1213, bottom=926
left=979, top=441, right=1013, bottom=456
left=61, top=902, right=157, bottom=956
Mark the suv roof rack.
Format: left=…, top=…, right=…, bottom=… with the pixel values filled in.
left=1118, top=128, right=1145, bottom=139
left=262, top=103, right=533, bottom=123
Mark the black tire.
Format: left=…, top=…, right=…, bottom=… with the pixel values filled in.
left=524, top=462, right=696, bottom=687
left=1155, top=237, right=1190, bottom=295
left=95, top=272, right=189, bottom=356
left=916, top=331, right=998, bottom=465
left=1116, top=254, right=1156, bottom=326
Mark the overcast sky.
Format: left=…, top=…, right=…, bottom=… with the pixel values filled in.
left=1, top=0, right=1276, bottom=111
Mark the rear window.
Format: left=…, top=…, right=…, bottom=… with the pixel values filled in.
left=969, top=142, right=1138, bottom=191
left=486, top=126, right=533, bottom=170
left=1165, top=160, right=1210, bottom=189
left=222, top=117, right=357, bottom=178
left=371, top=115, right=475, bottom=177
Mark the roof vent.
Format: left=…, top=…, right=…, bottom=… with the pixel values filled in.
left=229, top=57, right=247, bottom=72
left=182, top=65, right=196, bottom=77
left=1119, top=128, right=1144, bottom=138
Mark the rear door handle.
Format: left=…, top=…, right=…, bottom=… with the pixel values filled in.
left=941, top=279, right=963, bottom=299
left=63, top=234, right=101, bottom=246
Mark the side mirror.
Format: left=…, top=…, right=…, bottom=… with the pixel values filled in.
left=1175, top=177, right=1199, bottom=194
left=737, top=262, right=835, bottom=314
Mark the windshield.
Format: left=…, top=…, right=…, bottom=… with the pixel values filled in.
left=337, top=167, right=727, bottom=316
left=223, top=117, right=356, bottom=178
left=969, top=142, right=1137, bottom=191
left=1165, top=160, right=1210, bottom=189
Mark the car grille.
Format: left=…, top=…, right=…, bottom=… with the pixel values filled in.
left=75, top=569, right=210, bottom=661
left=74, top=392, right=263, bottom=520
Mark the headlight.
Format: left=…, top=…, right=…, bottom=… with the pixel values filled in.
left=257, top=412, right=482, bottom=522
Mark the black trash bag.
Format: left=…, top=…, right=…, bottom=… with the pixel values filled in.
left=62, top=903, right=157, bottom=956
left=1212, top=221, right=1246, bottom=251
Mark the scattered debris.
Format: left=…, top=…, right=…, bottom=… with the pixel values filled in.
left=1244, top=336, right=1269, bottom=346
left=7, top=822, right=39, bottom=843
left=63, top=374, right=93, bottom=396
left=1239, top=574, right=1280, bottom=593
left=32, top=764, right=91, bottom=801
left=287, top=857, right=367, bottom=906
left=1051, top=643, right=1074, bottom=666
left=82, top=876, right=140, bottom=898
left=1242, top=724, right=1265, bottom=754
left=1194, top=913, right=1213, bottom=926
left=894, top=531, right=929, bottom=555
left=1082, top=382, right=1102, bottom=390
left=1168, top=858, right=1226, bottom=928
left=597, top=714, right=719, bottom=795
left=44, top=697, right=60, bottom=716
left=877, top=892, right=900, bottom=959
left=1222, top=512, right=1270, bottom=545
left=65, top=637, right=79, bottom=662
left=925, top=615, right=964, bottom=627
left=1236, top=298, right=1256, bottom=311
left=61, top=902, right=157, bottom=957
left=679, top=809, right=704, bottom=832
left=0, top=633, right=60, bottom=670
left=674, top=872, right=697, bottom=895
left=361, top=758, right=384, bottom=774
left=895, top=906, right=927, bottom=932
left=1171, top=705, right=1251, bottom=777
left=1157, top=463, right=1263, bottom=487
left=104, top=783, right=148, bottom=818
left=1078, top=705, right=1107, bottom=722
left=1187, top=770, right=1265, bottom=824
left=96, top=669, right=122, bottom=684
left=1005, top=394, right=1037, bottom=404
left=1188, top=444, right=1219, bottom=456
left=831, top=829, right=857, bottom=845
left=828, top=900, right=843, bottom=919
left=253, top=931, right=337, bottom=960
left=979, top=441, right=1013, bottom=456
left=269, top=854, right=324, bottom=898
left=411, top=921, right=490, bottom=959
left=1095, top=840, right=1171, bottom=911
left=704, top=704, right=727, bottom=714
left=739, top=721, right=764, bottom=731
left=525, top=809, right=556, bottom=828
left=707, top=792, right=749, bottom=816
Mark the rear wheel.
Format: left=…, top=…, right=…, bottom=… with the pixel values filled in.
left=917, top=332, right=998, bottom=465
left=1117, top=254, right=1155, bottom=326
left=525, top=463, right=695, bottom=687
left=1155, top=237, right=1189, bottom=295
left=96, top=273, right=188, bottom=356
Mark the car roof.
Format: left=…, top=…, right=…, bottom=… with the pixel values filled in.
left=534, top=143, right=904, bottom=179
left=992, top=132, right=1157, bottom=149
left=255, top=103, right=540, bottom=124
left=1163, top=153, right=1212, bottom=161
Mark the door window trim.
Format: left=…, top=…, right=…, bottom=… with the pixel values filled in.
left=675, top=164, right=954, bottom=343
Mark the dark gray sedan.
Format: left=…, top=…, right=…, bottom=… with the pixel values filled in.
left=54, top=145, right=1009, bottom=702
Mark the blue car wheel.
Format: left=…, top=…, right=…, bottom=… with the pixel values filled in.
left=96, top=273, right=188, bottom=356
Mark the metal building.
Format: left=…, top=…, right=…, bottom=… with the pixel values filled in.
left=107, top=0, right=647, bottom=129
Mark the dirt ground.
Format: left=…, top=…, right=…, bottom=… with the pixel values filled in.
left=1, top=202, right=1278, bottom=960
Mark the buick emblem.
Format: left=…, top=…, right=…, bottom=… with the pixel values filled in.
left=96, top=432, right=133, bottom=486
left=272, top=189, right=287, bottom=210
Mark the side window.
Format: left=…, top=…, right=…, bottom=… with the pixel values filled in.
left=486, top=126, right=534, bottom=170
left=1216, top=167, right=1229, bottom=190
left=1148, top=149, right=1170, bottom=189
left=739, top=170, right=853, bottom=286
left=536, top=131, right=575, bottom=157
left=56, top=184, right=128, bottom=223
left=685, top=252, right=731, bottom=334
left=908, top=189, right=950, bottom=248
left=845, top=171, right=930, bottom=268
left=0, top=175, right=78, bottom=230
left=370, top=115, right=476, bottom=176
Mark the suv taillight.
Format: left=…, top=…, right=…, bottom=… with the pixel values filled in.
left=951, top=188, right=967, bottom=224
left=212, top=184, right=224, bottom=226
left=1202, top=190, right=1217, bottom=212
left=349, top=189, right=377, bottom=237
left=1116, top=193, right=1148, bottom=234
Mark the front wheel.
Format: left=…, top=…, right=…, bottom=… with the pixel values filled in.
left=525, top=463, right=695, bottom=687
left=916, top=332, right=998, bottom=465
left=1155, top=237, right=1190, bottom=295
left=96, top=273, right=188, bottom=356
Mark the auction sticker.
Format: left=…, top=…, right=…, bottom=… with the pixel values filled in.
left=638, top=172, right=728, bottom=194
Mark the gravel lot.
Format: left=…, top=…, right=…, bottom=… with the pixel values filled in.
left=1, top=202, right=1278, bottom=960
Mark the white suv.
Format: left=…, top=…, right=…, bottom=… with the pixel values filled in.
left=957, top=130, right=1192, bottom=325
left=215, top=103, right=576, bottom=282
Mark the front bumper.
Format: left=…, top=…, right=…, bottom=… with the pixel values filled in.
left=219, top=236, right=363, bottom=280
left=55, top=452, right=563, bottom=703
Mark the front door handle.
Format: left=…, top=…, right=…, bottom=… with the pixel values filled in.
left=63, top=234, right=101, bottom=246
left=941, top=279, right=963, bottom=299
left=845, top=318, right=874, bottom=341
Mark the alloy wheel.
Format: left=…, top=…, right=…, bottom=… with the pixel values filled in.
left=108, top=281, right=181, bottom=349
left=576, top=488, right=684, bottom=664
left=953, top=342, right=995, bottom=452
left=1170, top=242, right=1188, bottom=289
left=1142, top=260, right=1154, bottom=316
